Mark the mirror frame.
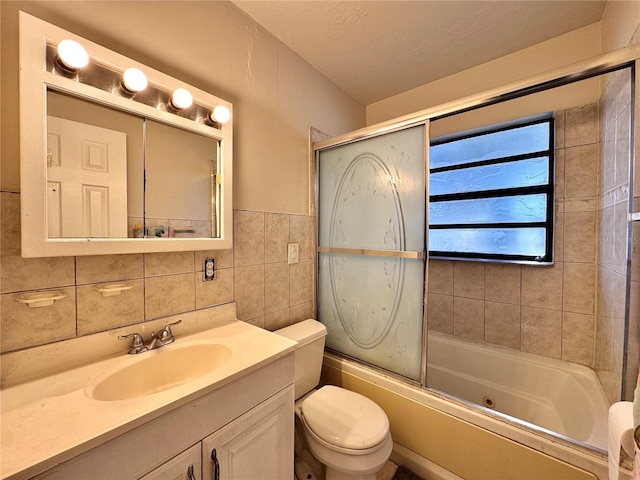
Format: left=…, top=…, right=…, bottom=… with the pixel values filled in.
left=18, top=11, right=233, bottom=257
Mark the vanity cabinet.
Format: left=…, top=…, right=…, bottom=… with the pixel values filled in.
left=202, top=386, right=292, bottom=480
left=139, top=444, right=201, bottom=480
left=31, top=355, right=294, bottom=480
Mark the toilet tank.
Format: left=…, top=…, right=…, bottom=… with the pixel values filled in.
left=275, top=319, right=327, bottom=400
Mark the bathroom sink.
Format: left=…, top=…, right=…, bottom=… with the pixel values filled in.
left=87, top=341, right=233, bottom=401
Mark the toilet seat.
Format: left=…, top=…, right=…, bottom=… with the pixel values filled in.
left=301, top=386, right=390, bottom=451
left=300, top=414, right=389, bottom=456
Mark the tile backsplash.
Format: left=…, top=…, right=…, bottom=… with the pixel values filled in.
left=0, top=192, right=313, bottom=354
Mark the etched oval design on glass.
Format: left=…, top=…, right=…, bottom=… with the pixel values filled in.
left=328, top=152, right=406, bottom=349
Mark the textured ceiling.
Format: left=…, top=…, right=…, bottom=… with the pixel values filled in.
left=232, top=0, right=607, bottom=104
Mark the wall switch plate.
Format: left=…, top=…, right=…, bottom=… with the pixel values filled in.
left=203, top=257, right=215, bottom=281
left=287, top=243, right=299, bottom=265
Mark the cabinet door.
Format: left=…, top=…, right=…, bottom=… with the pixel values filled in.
left=139, top=444, right=201, bottom=480
left=202, top=387, right=293, bottom=480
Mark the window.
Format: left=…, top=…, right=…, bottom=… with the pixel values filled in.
left=429, top=115, right=554, bottom=263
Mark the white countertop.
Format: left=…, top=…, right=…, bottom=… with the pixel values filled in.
left=1, top=311, right=296, bottom=480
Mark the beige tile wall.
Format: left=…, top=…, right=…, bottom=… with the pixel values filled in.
left=0, top=192, right=313, bottom=354
left=233, top=209, right=314, bottom=330
left=427, top=102, right=602, bottom=376
left=596, top=69, right=633, bottom=402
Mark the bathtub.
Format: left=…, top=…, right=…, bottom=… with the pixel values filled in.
left=426, top=332, right=610, bottom=450
left=322, top=334, right=612, bottom=480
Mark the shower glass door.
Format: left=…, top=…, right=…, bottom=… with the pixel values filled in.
left=316, top=124, right=427, bottom=381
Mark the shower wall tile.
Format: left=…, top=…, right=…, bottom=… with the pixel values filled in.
left=1, top=287, right=76, bottom=352
left=565, top=104, right=597, bottom=148
left=554, top=208, right=564, bottom=263
left=77, top=280, right=144, bottom=335
left=428, top=260, right=453, bottom=295
left=453, top=262, right=484, bottom=300
left=562, top=312, right=595, bottom=367
left=76, top=254, right=143, bottom=285
left=427, top=293, right=454, bottom=334
left=600, top=205, right=615, bottom=268
left=613, top=343, right=624, bottom=374
left=564, top=144, right=598, bottom=198
left=484, top=264, right=521, bottom=305
left=144, top=273, right=195, bottom=320
left=595, top=317, right=613, bottom=371
left=616, top=105, right=631, bottom=185
left=554, top=110, right=565, bottom=149
left=563, top=211, right=596, bottom=263
left=484, top=301, right=520, bottom=349
left=613, top=202, right=630, bottom=275
left=601, top=130, right=616, bottom=192
left=521, top=265, right=563, bottom=311
left=521, top=307, right=562, bottom=359
left=563, top=263, right=595, bottom=315
left=453, top=297, right=484, bottom=341
left=555, top=148, right=565, bottom=200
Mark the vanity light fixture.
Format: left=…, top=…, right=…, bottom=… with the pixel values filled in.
left=55, top=39, right=89, bottom=75
left=170, top=88, right=193, bottom=110
left=121, top=67, right=148, bottom=94
left=210, top=105, right=231, bottom=124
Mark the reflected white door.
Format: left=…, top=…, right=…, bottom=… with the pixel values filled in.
left=47, top=116, right=127, bottom=238
left=317, top=125, right=427, bottom=381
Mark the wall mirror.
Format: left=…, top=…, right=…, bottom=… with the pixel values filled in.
left=19, top=11, right=232, bottom=257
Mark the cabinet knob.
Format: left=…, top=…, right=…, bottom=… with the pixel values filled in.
left=187, top=464, right=196, bottom=480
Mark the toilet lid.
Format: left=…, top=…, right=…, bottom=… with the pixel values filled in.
left=301, top=385, right=389, bottom=450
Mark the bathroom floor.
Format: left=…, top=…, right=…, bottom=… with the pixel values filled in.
left=378, top=461, right=425, bottom=480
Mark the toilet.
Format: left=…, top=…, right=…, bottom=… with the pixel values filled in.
left=275, top=319, right=393, bottom=480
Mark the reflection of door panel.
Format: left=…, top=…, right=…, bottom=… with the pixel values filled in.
left=47, top=116, right=127, bottom=237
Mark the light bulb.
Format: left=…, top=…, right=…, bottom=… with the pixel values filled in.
left=121, top=68, right=148, bottom=93
left=56, top=39, right=89, bottom=71
left=170, top=88, right=193, bottom=110
left=210, top=105, right=231, bottom=124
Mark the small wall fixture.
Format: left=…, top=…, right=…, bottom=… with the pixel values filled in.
left=121, top=67, right=148, bottom=94
left=56, top=39, right=89, bottom=74
left=16, top=291, right=66, bottom=308
left=170, top=88, right=193, bottom=110
left=95, top=283, right=133, bottom=297
left=210, top=105, right=231, bottom=124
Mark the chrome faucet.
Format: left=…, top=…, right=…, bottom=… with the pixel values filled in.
left=118, top=320, right=182, bottom=354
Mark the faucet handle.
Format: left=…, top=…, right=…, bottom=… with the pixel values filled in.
left=118, top=332, right=147, bottom=354
left=155, top=319, right=182, bottom=344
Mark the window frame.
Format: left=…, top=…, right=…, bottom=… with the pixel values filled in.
left=428, top=115, right=555, bottom=264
